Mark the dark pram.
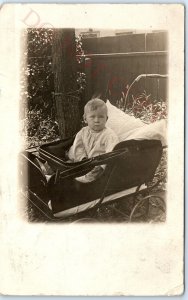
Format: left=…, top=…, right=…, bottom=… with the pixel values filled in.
left=20, top=137, right=165, bottom=222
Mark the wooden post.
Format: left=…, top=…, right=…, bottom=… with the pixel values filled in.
left=52, top=29, right=81, bottom=138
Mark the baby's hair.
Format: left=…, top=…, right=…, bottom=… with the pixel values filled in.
left=84, top=98, right=107, bottom=117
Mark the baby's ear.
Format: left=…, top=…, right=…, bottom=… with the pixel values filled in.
left=83, top=114, right=87, bottom=124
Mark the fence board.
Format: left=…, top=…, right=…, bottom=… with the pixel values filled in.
left=82, top=33, right=146, bottom=54
left=146, top=32, right=168, bottom=51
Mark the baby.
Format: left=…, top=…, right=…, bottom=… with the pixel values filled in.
left=68, top=98, right=119, bottom=183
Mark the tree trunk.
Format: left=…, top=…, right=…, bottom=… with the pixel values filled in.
left=52, top=29, right=81, bottom=138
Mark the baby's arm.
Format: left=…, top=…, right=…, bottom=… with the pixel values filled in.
left=68, top=129, right=87, bottom=162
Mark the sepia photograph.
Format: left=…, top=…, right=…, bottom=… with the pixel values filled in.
left=20, top=28, right=168, bottom=223
left=0, top=3, right=184, bottom=296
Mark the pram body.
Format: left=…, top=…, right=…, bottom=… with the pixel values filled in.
left=20, top=137, right=163, bottom=221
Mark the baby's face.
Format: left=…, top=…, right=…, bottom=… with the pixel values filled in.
left=85, top=107, right=108, bottom=132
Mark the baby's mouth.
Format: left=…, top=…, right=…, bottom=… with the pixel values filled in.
left=93, top=124, right=101, bottom=130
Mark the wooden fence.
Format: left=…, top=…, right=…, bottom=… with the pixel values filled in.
left=81, top=32, right=168, bottom=105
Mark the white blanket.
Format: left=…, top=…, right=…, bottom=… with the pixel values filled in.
left=106, top=100, right=167, bottom=146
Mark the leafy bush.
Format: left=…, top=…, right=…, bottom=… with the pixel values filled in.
left=21, top=108, right=59, bottom=148
left=20, top=29, right=86, bottom=147
left=21, top=29, right=85, bottom=111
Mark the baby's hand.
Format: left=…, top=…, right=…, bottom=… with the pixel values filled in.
left=75, top=166, right=104, bottom=183
left=82, top=157, right=87, bottom=161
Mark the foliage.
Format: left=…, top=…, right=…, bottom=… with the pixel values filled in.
left=20, top=29, right=86, bottom=147
left=26, top=29, right=85, bottom=109
left=20, top=29, right=54, bottom=112
left=76, top=34, right=86, bottom=94
left=75, top=34, right=85, bottom=63
left=21, top=108, right=59, bottom=148
left=118, top=90, right=167, bottom=124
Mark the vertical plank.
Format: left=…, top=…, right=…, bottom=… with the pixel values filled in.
left=146, top=32, right=168, bottom=51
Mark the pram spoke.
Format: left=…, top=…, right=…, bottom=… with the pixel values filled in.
left=129, top=194, right=166, bottom=222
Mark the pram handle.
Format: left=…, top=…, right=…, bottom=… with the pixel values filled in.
left=124, top=73, right=168, bottom=111
left=135, top=74, right=168, bottom=81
